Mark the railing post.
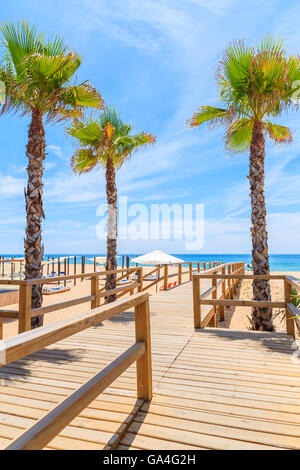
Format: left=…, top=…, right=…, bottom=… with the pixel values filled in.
left=130, top=269, right=135, bottom=295
left=193, top=276, right=201, bottom=328
left=228, top=264, right=232, bottom=298
left=164, top=265, right=168, bottom=291
left=81, top=256, right=84, bottom=282
left=138, top=267, right=143, bottom=292
left=135, top=297, right=152, bottom=400
left=209, top=276, right=217, bottom=327
left=203, top=262, right=206, bottom=271
left=91, top=274, right=100, bottom=309
left=18, top=284, right=32, bottom=333
left=220, top=265, right=226, bottom=322
left=197, top=262, right=200, bottom=272
left=285, top=278, right=295, bottom=338
left=64, top=259, right=67, bottom=287
left=189, top=263, right=192, bottom=281
left=58, top=257, right=61, bottom=285
left=178, top=263, right=182, bottom=285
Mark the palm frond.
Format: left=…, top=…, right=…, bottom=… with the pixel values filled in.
left=61, top=82, right=103, bottom=110
left=22, top=51, right=81, bottom=87
left=67, top=118, right=102, bottom=146
left=0, top=21, right=44, bottom=75
left=189, top=36, right=298, bottom=153
left=187, top=106, right=232, bottom=128
left=225, top=118, right=253, bottom=153
left=0, top=22, right=101, bottom=120
left=71, top=148, right=98, bottom=174
left=263, top=121, right=293, bottom=144
left=68, top=108, right=156, bottom=173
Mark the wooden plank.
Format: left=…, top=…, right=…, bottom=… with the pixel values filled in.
left=285, top=279, right=296, bottom=337
left=32, top=296, right=94, bottom=317
left=0, top=310, right=19, bottom=319
left=194, top=274, right=285, bottom=280
left=192, top=277, right=201, bottom=329
left=209, top=277, right=217, bottom=327
left=101, top=283, right=139, bottom=299
left=200, top=299, right=286, bottom=308
left=135, top=299, right=152, bottom=400
left=135, top=410, right=300, bottom=448
left=18, top=285, right=32, bottom=333
left=91, top=275, right=99, bottom=309
left=127, top=421, right=280, bottom=450
left=164, top=265, right=168, bottom=291
left=5, top=342, right=145, bottom=450
left=2, top=266, right=300, bottom=451
left=285, top=276, right=300, bottom=291
left=0, top=292, right=149, bottom=365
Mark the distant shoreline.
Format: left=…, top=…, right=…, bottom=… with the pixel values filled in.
left=2, top=253, right=300, bottom=271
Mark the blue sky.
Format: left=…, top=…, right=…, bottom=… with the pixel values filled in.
left=1, top=0, right=300, bottom=254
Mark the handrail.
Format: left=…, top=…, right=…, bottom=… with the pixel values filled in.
left=193, top=266, right=300, bottom=338
left=1, top=291, right=152, bottom=450
left=193, top=262, right=245, bottom=329
left=0, top=267, right=142, bottom=336
left=142, top=261, right=223, bottom=292
left=0, top=261, right=225, bottom=337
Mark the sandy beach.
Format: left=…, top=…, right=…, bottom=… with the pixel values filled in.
left=2, top=264, right=299, bottom=338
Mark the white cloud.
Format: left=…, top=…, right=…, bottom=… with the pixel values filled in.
left=0, top=173, right=25, bottom=198
left=47, top=144, right=63, bottom=158
left=44, top=161, right=57, bottom=171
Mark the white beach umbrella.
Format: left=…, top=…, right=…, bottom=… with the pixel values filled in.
left=131, top=250, right=184, bottom=265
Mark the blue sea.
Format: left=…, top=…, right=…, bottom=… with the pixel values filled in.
left=3, top=254, right=300, bottom=271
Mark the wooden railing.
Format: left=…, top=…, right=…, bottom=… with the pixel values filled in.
left=193, top=262, right=244, bottom=328
left=0, top=267, right=141, bottom=337
left=0, top=292, right=152, bottom=450
left=141, top=261, right=223, bottom=293
left=193, top=266, right=300, bottom=338
left=0, top=261, right=224, bottom=338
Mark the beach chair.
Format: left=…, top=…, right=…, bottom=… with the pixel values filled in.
left=42, top=285, right=71, bottom=295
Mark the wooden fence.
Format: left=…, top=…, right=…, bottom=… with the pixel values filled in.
left=193, top=266, right=300, bottom=338
left=0, top=261, right=223, bottom=338
left=0, top=267, right=139, bottom=337
left=1, top=292, right=152, bottom=450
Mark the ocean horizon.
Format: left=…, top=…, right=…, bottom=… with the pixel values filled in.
left=2, top=253, right=300, bottom=271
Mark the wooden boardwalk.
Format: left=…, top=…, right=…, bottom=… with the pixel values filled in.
left=1, top=281, right=300, bottom=450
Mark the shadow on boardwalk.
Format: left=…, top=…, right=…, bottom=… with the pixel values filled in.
left=0, top=348, right=80, bottom=380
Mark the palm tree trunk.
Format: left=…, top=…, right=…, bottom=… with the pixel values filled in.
left=249, top=121, right=273, bottom=331
left=105, top=156, right=117, bottom=303
left=25, top=108, right=45, bottom=329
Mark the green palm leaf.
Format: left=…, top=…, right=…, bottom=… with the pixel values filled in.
left=71, top=148, right=99, bottom=174
left=68, top=108, right=156, bottom=174
left=188, top=36, right=298, bottom=152
left=187, top=106, right=232, bottom=127
left=0, top=20, right=103, bottom=119
left=61, top=82, right=102, bottom=109
left=263, top=121, right=293, bottom=143
left=225, top=118, right=253, bottom=153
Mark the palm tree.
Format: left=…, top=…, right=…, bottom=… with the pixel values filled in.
left=187, top=38, right=300, bottom=331
left=68, top=108, right=156, bottom=302
left=0, top=21, right=103, bottom=328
